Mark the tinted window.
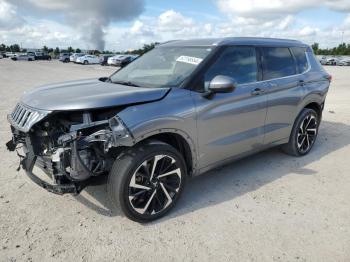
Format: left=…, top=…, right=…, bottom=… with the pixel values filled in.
left=291, top=47, right=308, bottom=73
left=204, top=46, right=257, bottom=89
left=261, top=47, right=296, bottom=80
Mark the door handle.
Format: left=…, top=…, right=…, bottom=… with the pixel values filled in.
left=299, top=80, right=305, bottom=86
left=251, top=88, right=265, bottom=96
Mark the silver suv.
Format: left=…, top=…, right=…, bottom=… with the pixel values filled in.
left=6, top=37, right=331, bottom=222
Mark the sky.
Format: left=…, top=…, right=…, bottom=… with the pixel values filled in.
left=0, top=0, right=350, bottom=51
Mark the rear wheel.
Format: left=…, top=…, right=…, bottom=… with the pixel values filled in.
left=108, top=141, right=187, bottom=222
left=282, top=108, right=319, bottom=156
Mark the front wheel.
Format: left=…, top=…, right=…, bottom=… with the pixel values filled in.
left=107, top=141, right=187, bottom=222
left=282, top=108, right=319, bottom=156
left=83, top=60, right=88, bottom=65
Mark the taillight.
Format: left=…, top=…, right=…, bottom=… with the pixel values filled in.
left=326, top=75, right=332, bottom=82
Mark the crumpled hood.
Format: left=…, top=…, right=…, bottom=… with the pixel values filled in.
left=21, top=78, right=170, bottom=111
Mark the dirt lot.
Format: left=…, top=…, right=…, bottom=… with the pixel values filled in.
left=0, top=59, right=349, bottom=262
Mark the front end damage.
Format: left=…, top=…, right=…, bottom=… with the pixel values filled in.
left=6, top=103, right=134, bottom=195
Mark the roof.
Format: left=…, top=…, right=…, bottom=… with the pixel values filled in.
left=160, top=37, right=308, bottom=48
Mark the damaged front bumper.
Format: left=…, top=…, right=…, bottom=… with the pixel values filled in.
left=6, top=108, right=135, bottom=195
left=6, top=138, right=84, bottom=195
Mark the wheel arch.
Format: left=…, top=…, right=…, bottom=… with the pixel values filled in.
left=133, top=130, right=196, bottom=176
left=297, top=98, right=323, bottom=124
left=304, top=102, right=322, bottom=121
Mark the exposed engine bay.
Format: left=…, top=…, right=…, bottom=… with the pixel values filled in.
left=6, top=105, right=134, bottom=194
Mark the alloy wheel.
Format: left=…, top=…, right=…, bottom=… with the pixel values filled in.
left=128, top=154, right=182, bottom=215
left=297, top=114, right=318, bottom=153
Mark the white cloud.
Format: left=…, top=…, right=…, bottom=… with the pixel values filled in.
left=217, top=0, right=318, bottom=19
left=298, top=26, right=318, bottom=36
left=4, top=0, right=144, bottom=49
left=1, top=0, right=350, bottom=51
left=158, top=10, right=194, bottom=32
left=216, top=0, right=350, bottom=18
left=0, top=0, right=24, bottom=29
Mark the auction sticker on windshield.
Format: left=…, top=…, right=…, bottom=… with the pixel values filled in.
left=176, top=56, right=203, bottom=65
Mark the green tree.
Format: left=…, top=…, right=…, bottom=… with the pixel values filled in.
left=54, top=47, right=60, bottom=56
left=42, top=45, right=49, bottom=52
left=67, top=46, right=74, bottom=53
left=10, top=44, right=20, bottom=52
left=311, top=43, right=319, bottom=54
left=75, top=48, right=81, bottom=53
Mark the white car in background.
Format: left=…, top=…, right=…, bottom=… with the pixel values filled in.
left=107, top=55, right=123, bottom=66
left=76, top=55, right=102, bottom=65
left=325, top=57, right=340, bottom=65
left=337, top=57, right=350, bottom=66
left=70, top=53, right=85, bottom=62
left=5, top=52, right=17, bottom=58
left=107, top=54, right=138, bottom=67
left=11, top=53, right=35, bottom=61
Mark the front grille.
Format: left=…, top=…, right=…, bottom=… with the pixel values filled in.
left=7, top=103, right=50, bottom=133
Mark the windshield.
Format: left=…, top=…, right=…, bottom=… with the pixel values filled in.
left=110, top=46, right=213, bottom=88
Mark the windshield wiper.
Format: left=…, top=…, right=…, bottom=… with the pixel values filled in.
left=112, top=80, right=140, bottom=87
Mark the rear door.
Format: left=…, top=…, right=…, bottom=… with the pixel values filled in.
left=259, top=46, right=304, bottom=145
left=193, top=46, right=268, bottom=169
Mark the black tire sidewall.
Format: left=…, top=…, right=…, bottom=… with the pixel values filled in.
left=108, top=142, right=187, bottom=222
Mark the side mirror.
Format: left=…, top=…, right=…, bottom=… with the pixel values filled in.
left=202, top=75, right=236, bottom=99
left=209, top=75, right=236, bottom=93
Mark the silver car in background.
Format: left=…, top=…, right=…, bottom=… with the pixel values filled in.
left=6, top=37, right=331, bottom=222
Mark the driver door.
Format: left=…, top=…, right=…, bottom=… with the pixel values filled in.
left=192, top=46, right=268, bottom=170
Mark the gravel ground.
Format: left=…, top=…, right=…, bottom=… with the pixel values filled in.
left=0, top=59, right=349, bottom=262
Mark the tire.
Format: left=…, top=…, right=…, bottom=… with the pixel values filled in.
left=64, top=58, right=69, bottom=63
left=84, top=60, right=88, bottom=65
left=108, top=140, right=187, bottom=222
left=282, top=108, right=319, bottom=156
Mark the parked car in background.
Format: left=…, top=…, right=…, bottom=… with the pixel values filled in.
left=70, top=53, right=85, bottom=62
left=5, top=52, right=17, bottom=58
left=59, top=53, right=71, bottom=63
left=107, top=55, right=122, bottom=66
left=318, top=56, right=327, bottom=65
left=107, top=55, right=138, bottom=67
left=76, top=55, right=101, bottom=65
left=100, top=55, right=114, bottom=66
left=336, top=57, right=350, bottom=66
left=324, top=57, right=339, bottom=65
left=11, top=53, right=35, bottom=61
left=6, top=37, right=331, bottom=222
left=34, top=52, right=51, bottom=60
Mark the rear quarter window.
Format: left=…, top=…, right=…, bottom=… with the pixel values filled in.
left=290, top=47, right=309, bottom=74
left=261, top=47, right=296, bottom=80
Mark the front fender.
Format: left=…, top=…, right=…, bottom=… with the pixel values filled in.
left=117, top=88, right=198, bottom=171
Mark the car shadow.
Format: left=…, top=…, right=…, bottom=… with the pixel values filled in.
left=73, top=120, right=350, bottom=222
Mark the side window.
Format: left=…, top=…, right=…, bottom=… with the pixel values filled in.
left=291, top=47, right=308, bottom=73
left=204, top=46, right=257, bottom=89
left=261, top=47, right=296, bottom=80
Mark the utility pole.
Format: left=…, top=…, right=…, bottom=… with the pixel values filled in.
left=341, top=31, right=344, bottom=44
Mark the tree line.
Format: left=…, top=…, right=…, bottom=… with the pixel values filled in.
left=312, top=43, right=350, bottom=56
left=0, top=42, right=159, bottom=56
